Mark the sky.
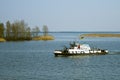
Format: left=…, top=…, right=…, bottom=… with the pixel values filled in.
left=0, top=0, right=120, bottom=32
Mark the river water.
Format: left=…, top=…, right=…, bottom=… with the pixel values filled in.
left=0, top=32, right=120, bottom=80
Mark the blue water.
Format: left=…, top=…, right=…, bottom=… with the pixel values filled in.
left=0, top=32, right=120, bottom=80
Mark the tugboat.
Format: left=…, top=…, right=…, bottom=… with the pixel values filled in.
left=54, top=42, right=108, bottom=56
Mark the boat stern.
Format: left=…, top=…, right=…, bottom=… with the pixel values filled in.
left=101, top=49, right=109, bottom=54
left=105, top=50, right=109, bottom=53
left=54, top=50, right=62, bottom=54
left=54, top=50, right=63, bottom=56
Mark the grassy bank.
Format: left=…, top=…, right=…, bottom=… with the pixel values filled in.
left=0, top=38, right=6, bottom=42
left=80, top=33, right=120, bottom=38
left=32, top=35, right=54, bottom=40
left=0, top=35, right=54, bottom=42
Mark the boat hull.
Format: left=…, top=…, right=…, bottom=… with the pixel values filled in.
left=54, top=52, right=108, bottom=57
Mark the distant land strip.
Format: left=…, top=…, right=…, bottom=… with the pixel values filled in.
left=80, top=33, right=120, bottom=38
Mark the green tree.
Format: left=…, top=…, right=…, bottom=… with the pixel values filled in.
left=43, top=25, right=48, bottom=36
left=32, top=28, right=36, bottom=37
left=13, top=20, right=29, bottom=40
left=32, top=26, right=40, bottom=37
left=13, top=20, right=25, bottom=39
left=0, top=23, right=4, bottom=38
left=11, top=23, right=18, bottom=40
left=6, top=21, right=11, bottom=39
left=19, top=20, right=27, bottom=39
left=26, top=27, right=31, bottom=39
left=35, top=26, right=40, bottom=36
left=6, top=20, right=31, bottom=41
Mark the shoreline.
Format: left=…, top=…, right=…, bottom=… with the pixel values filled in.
left=0, top=35, right=54, bottom=42
left=32, top=35, right=54, bottom=40
left=0, top=38, right=6, bottom=42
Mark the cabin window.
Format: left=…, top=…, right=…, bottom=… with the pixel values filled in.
left=76, top=51, right=77, bottom=53
left=81, top=51, right=84, bottom=54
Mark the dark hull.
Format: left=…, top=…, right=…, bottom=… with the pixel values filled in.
left=54, top=52, right=108, bottom=57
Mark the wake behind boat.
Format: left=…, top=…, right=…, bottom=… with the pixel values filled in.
left=54, top=42, right=108, bottom=56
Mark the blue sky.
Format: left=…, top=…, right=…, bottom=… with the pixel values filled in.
left=0, top=0, right=120, bottom=31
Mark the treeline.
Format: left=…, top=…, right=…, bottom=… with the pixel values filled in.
left=0, top=20, right=48, bottom=41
